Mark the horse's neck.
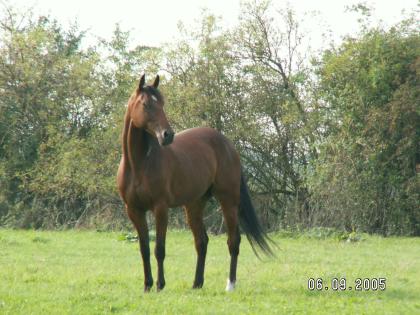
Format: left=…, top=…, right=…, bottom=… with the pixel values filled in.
left=125, top=126, right=156, bottom=178
left=121, top=108, right=160, bottom=181
left=127, top=126, right=144, bottom=165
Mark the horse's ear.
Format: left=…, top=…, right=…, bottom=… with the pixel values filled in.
left=152, top=75, right=160, bottom=89
left=138, top=74, right=146, bottom=91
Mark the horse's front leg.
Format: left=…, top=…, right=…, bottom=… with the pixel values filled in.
left=127, top=208, right=153, bottom=292
left=154, top=206, right=168, bottom=291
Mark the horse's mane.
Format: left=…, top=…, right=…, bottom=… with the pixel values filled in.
left=122, top=92, right=145, bottom=179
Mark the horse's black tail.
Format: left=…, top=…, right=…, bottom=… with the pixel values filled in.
left=238, top=171, right=275, bottom=258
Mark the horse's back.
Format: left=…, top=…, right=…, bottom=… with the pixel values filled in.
left=175, top=127, right=223, bottom=142
left=174, top=127, right=239, bottom=168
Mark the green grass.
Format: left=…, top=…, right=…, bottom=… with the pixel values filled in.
left=0, top=229, right=419, bottom=314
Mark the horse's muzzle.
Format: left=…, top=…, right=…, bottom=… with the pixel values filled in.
left=160, top=129, right=174, bottom=146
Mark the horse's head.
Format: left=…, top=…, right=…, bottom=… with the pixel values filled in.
left=128, top=74, right=174, bottom=146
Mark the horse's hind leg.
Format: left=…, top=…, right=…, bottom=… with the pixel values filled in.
left=219, top=199, right=241, bottom=291
left=184, top=199, right=209, bottom=289
left=127, top=207, right=153, bottom=292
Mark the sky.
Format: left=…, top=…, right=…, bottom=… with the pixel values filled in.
left=6, top=0, right=419, bottom=48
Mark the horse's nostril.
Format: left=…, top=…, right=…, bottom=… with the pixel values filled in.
left=163, top=130, right=174, bottom=139
left=162, top=130, right=174, bottom=145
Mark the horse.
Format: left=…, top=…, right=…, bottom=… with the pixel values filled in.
left=117, top=74, right=273, bottom=292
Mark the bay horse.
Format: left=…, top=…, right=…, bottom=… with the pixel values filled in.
left=117, top=74, right=273, bottom=292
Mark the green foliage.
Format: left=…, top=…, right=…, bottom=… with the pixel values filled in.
left=310, top=19, right=419, bottom=235
left=0, top=8, right=102, bottom=227
left=0, top=2, right=418, bottom=236
left=0, top=7, right=158, bottom=229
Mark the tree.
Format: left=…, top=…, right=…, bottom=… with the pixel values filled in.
left=0, top=5, right=160, bottom=228
left=231, top=1, right=320, bottom=228
left=0, top=6, right=99, bottom=225
left=310, top=17, right=419, bottom=235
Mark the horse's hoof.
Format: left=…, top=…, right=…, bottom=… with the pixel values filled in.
left=156, top=282, right=165, bottom=292
left=192, top=282, right=203, bottom=289
left=144, top=285, right=153, bottom=293
left=225, top=279, right=235, bottom=292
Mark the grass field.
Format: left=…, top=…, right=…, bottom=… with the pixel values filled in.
left=0, top=229, right=419, bottom=314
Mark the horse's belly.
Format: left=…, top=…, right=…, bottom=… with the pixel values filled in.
left=167, top=182, right=210, bottom=208
left=166, top=163, right=214, bottom=208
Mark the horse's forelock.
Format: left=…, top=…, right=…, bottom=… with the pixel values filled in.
left=143, top=86, right=163, bottom=101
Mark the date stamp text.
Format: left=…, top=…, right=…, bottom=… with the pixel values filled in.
left=307, top=277, right=386, bottom=291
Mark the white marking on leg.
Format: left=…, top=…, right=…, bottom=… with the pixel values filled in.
left=225, top=278, right=236, bottom=292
